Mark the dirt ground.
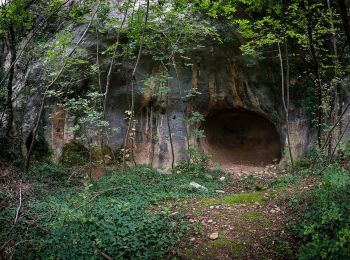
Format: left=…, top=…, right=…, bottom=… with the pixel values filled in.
left=169, top=164, right=317, bottom=259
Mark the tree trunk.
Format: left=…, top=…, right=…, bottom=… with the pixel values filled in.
left=122, top=0, right=150, bottom=171
left=326, top=0, right=341, bottom=156
left=24, top=7, right=97, bottom=172
left=166, top=94, right=175, bottom=169
left=306, top=24, right=323, bottom=148
left=277, top=42, right=294, bottom=166
left=284, top=42, right=294, bottom=166
left=5, top=26, right=16, bottom=137
left=337, top=0, right=350, bottom=50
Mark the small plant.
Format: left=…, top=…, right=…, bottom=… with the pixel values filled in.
left=175, top=147, right=211, bottom=175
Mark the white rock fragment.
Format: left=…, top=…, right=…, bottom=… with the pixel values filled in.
left=209, top=232, right=219, bottom=240
left=190, top=182, right=208, bottom=192
left=219, top=177, right=226, bottom=181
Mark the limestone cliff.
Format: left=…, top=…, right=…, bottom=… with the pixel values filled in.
left=40, top=42, right=315, bottom=170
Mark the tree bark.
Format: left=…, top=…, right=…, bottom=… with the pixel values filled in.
left=337, top=0, right=350, bottom=50
left=284, top=42, right=294, bottom=166
left=277, top=42, right=294, bottom=166
left=5, top=26, right=16, bottom=137
left=306, top=24, right=323, bottom=148
left=122, top=0, right=150, bottom=170
left=326, top=0, right=341, bottom=156
left=24, top=7, right=98, bottom=173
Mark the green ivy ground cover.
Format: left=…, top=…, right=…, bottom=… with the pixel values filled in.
left=1, top=165, right=225, bottom=259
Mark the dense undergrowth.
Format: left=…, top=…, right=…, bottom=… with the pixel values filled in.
left=0, top=164, right=225, bottom=259
left=290, top=164, right=350, bottom=260
left=2, top=146, right=350, bottom=259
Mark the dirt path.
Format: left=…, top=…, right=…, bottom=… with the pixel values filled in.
left=171, top=165, right=313, bottom=259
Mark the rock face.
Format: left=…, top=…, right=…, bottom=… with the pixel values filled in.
left=42, top=42, right=314, bottom=170
left=5, top=24, right=318, bottom=170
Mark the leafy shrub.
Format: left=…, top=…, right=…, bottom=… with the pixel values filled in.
left=28, top=162, right=76, bottom=186
left=61, top=143, right=89, bottom=166
left=175, top=147, right=211, bottom=175
left=336, top=141, right=350, bottom=170
left=0, top=135, right=22, bottom=166
left=292, top=165, right=350, bottom=259
left=272, top=174, right=301, bottom=188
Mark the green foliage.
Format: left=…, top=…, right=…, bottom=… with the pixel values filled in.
left=0, top=136, right=22, bottom=166
left=292, top=165, right=350, bottom=259
left=28, top=162, right=77, bottom=186
left=0, top=0, right=34, bottom=36
left=4, top=165, right=225, bottom=259
left=188, top=112, right=205, bottom=126
left=336, top=141, right=350, bottom=164
left=175, top=147, right=211, bottom=175
left=139, top=0, right=219, bottom=61
left=194, top=0, right=237, bottom=18
left=272, top=174, right=301, bottom=188
left=144, top=73, right=171, bottom=98
left=61, top=143, right=89, bottom=166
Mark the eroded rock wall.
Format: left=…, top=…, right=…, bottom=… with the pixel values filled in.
left=43, top=45, right=315, bottom=169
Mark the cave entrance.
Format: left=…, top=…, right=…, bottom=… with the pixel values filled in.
left=200, top=110, right=282, bottom=169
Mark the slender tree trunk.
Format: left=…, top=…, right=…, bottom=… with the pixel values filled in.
left=277, top=42, right=294, bottom=166
left=85, top=131, right=93, bottom=182
left=284, top=42, right=294, bottom=166
left=328, top=0, right=338, bottom=57
left=103, top=2, right=130, bottom=117
left=99, top=1, right=131, bottom=167
left=318, top=1, right=350, bottom=151
left=337, top=0, right=350, bottom=50
left=172, top=57, right=190, bottom=161
left=150, top=107, right=154, bottom=166
left=166, top=95, right=175, bottom=169
left=122, top=0, right=150, bottom=171
left=5, top=26, right=16, bottom=137
left=326, top=0, right=341, bottom=156
left=306, top=24, right=323, bottom=148
left=96, top=23, right=106, bottom=170
left=24, top=7, right=98, bottom=173
left=330, top=119, right=350, bottom=161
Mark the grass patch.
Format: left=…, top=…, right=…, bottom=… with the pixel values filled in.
left=271, top=174, right=301, bottom=188
left=199, top=192, right=266, bottom=207
left=209, top=237, right=246, bottom=253
left=242, top=211, right=264, bottom=221
left=240, top=211, right=273, bottom=229
left=222, top=192, right=265, bottom=205
left=185, top=237, right=247, bottom=259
